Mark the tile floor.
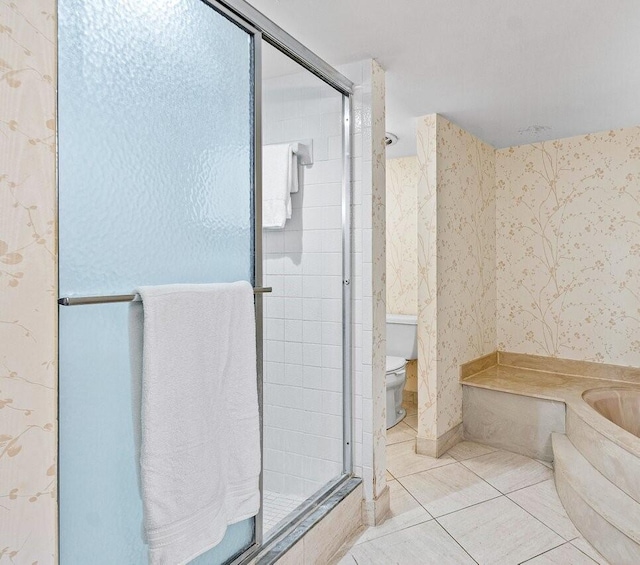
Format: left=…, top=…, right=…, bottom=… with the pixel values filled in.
left=332, top=402, right=609, bottom=565
left=263, top=490, right=306, bottom=536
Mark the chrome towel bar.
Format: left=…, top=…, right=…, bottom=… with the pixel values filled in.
left=58, top=287, right=272, bottom=306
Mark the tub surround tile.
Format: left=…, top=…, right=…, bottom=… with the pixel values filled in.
left=523, top=542, right=598, bottom=564
left=553, top=433, right=640, bottom=546
left=460, top=351, right=498, bottom=380
left=349, top=520, right=476, bottom=565
left=445, top=440, right=498, bottom=461
left=461, top=363, right=640, bottom=460
left=555, top=463, right=640, bottom=565
left=353, top=480, right=431, bottom=545
left=438, top=496, right=563, bottom=565
left=507, top=479, right=580, bottom=541
left=498, top=351, right=640, bottom=386
left=399, top=462, right=501, bottom=517
left=463, top=383, right=566, bottom=461
left=460, top=450, right=553, bottom=494
left=386, top=440, right=455, bottom=478
left=386, top=422, right=415, bottom=445
left=566, top=407, right=640, bottom=504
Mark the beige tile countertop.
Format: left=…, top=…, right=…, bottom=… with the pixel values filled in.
left=461, top=356, right=640, bottom=460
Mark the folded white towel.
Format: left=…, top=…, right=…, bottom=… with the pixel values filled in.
left=130, top=282, right=260, bottom=565
left=263, top=143, right=298, bottom=229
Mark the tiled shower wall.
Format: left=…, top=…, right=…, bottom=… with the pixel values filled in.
left=262, top=71, right=345, bottom=498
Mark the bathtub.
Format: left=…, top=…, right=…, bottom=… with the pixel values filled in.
left=554, top=385, right=640, bottom=563
left=583, top=387, right=640, bottom=439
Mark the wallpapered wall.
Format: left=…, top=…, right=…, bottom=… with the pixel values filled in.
left=0, top=1, right=57, bottom=563
left=496, top=126, right=640, bottom=367
left=386, top=157, right=418, bottom=316
left=417, top=115, right=496, bottom=443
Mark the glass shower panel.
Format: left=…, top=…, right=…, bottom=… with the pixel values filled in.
left=58, top=1, right=256, bottom=563
left=261, top=43, right=345, bottom=537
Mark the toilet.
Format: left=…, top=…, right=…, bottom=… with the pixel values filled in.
left=386, top=314, right=418, bottom=429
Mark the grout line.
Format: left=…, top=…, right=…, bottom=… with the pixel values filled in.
left=504, top=475, right=554, bottom=496
left=427, top=493, right=504, bottom=520
left=433, top=517, right=480, bottom=565
left=392, top=476, right=434, bottom=519
left=503, top=475, right=557, bottom=497
left=516, top=539, right=582, bottom=564
left=570, top=539, right=605, bottom=564
left=458, top=457, right=553, bottom=498
left=390, top=457, right=458, bottom=480
left=506, top=492, right=577, bottom=543
left=352, top=516, right=434, bottom=547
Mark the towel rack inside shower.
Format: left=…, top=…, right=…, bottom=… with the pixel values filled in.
left=58, top=287, right=272, bottom=306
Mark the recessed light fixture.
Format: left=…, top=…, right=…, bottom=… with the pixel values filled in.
left=385, top=132, right=398, bottom=147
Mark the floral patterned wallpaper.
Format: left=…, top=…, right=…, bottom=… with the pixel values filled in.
left=496, top=126, right=640, bottom=367
left=417, top=115, right=496, bottom=441
left=0, top=1, right=57, bottom=563
left=386, top=157, right=418, bottom=316
left=416, top=114, right=438, bottom=442
left=369, top=59, right=388, bottom=503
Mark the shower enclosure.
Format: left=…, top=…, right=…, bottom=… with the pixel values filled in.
left=261, top=43, right=351, bottom=537
left=57, top=0, right=353, bottom=563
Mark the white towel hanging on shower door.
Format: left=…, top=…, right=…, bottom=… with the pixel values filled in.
left=263, top=143, right=299, bottom=229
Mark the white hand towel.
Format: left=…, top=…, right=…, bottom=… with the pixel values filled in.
left=263, top=143, right=298, bottom=229
left=130, top=282, right=260, bottom=565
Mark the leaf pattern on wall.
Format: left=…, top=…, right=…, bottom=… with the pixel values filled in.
left=417, top=115, right=496, bottom=440
left=386, top=157, right=418, bottom=316
left=497, top=127, right=640, bottom=366
left=0, top=1, right=57, bottom=563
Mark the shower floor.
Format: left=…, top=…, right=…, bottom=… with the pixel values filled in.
left=263, top=490, right=306, bottom=536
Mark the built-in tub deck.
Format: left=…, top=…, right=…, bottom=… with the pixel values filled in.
left=461, top=354, right=640, bottom=460
left=461, top=352, right=640, bottom=564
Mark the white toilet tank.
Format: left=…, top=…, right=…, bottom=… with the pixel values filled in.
left=386, top=314, right=418, bottom=360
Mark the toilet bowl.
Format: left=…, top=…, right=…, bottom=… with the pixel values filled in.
left=386, top=314, right=418, bottom=429
left=386, top=355, right=407, bottom=428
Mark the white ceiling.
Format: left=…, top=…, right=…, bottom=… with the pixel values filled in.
left=249, top=0, right=640, bottom=158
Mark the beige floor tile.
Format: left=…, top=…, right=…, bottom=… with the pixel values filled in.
left=508, top=479, right=581, bottom=541
left=460, top=449, right=553, bottom=493
left=402, top=400, right=417, bottom=416
left=386, top=439, right=455, bottom=478
left=385, top=470, right=394, bottom=481
left=523, top=542, right=597, bottom=564
left=331, top=553, right=358, bottom=565
left=386, top=421, right=416, bottom=445
left=438, top=496, right=563, bottom=564
left=445, top=440, right=498, bottom=461
left=571, top=537, right=611, bottom=565
left=536, top=458, right=554, bottom=469
left=352, top=480, right=431, bottom=545
left=349, top=520, right=476, bottom=564
left=404, top=413, right=418, bottom=430
left=399, top=462, right=501, bottom=517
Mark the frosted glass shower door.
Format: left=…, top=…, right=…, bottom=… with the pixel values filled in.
left=58, top=1, right=258, bottom=563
